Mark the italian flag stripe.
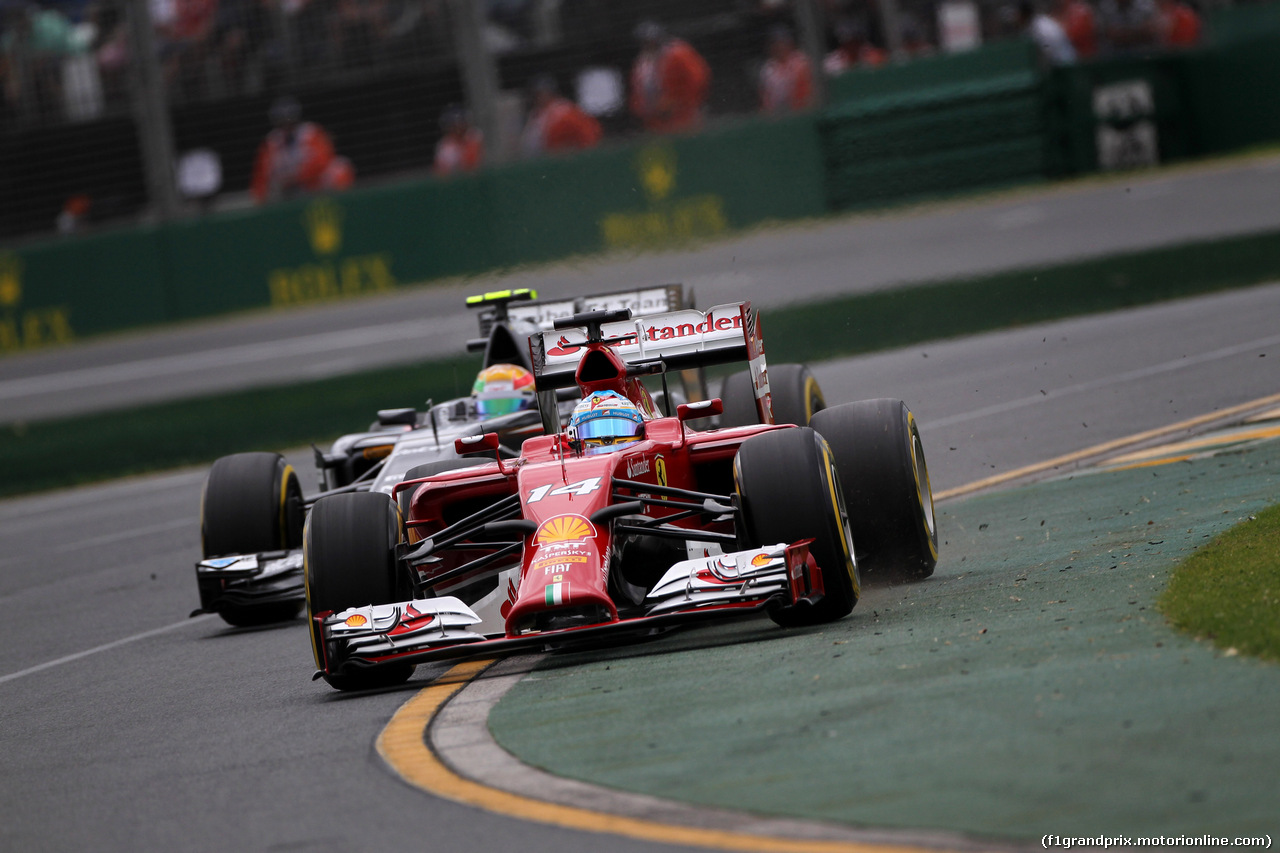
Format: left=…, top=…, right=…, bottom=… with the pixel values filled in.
left=545, top=582, right=568, bottom=606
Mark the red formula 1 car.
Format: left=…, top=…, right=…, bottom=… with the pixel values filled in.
left=304, top=302, right=938, bottom=691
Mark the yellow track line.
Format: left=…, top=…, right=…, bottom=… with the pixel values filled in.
left=378, top=392, right=1280, bottom=851
left=378, top=658, right=947, bottom=853
left=934, top=390, right=1280, bottom=501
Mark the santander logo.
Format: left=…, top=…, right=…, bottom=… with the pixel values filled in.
left=626, top=456, right=650, bottom=478
left=547, top=335, right=580, bottom=358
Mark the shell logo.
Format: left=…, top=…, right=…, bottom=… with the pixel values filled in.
left=751, top=553, right=773, bottom=567
left=535, top=514, right=596, bottom=546
left=344, top=613, right=368, bottom=627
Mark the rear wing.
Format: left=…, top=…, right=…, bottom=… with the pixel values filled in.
left=529, top=301, right=774, bottom=425
left=466, top=285, right=688, bottom=348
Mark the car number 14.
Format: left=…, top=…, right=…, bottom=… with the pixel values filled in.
left=527, top=477, right=603, bottom=503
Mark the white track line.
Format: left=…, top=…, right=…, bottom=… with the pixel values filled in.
left=930, top=332, right=1280, bottom=429
left=0, top=615, right=214, bottom=686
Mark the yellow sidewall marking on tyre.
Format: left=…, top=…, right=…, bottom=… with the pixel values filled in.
left=377, top=660, right=937, bottom=853
left=803, top=375, right=824, bottom=425
left=279, top=463, right=296, bottom=548
left=819, top=441, right=856, bottom=593
left=905, top=412, right=938, bottom=561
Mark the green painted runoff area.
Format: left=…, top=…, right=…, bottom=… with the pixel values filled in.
left=488, top=439, right=1280, bottom=841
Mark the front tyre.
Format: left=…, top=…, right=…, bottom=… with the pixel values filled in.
left=304, top=492, right=414, bottom=691
left=810, top=400, right=938, bottom=584
left=201, top=452, right=305, bottom=626
left=734, top=427, right=858, bottom=626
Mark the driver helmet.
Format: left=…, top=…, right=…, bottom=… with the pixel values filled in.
left=472, top=363, right=535, bottom=418
left=569, top=391, right=645, bottom=455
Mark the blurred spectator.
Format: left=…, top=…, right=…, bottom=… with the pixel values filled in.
left=1098, top=0, right=1158, bottom=53
left=331, top=0, right=389, bottom=69
left=759, top=25, right=813, bottom=114
left=1155, top=0, right=1200, bottom=47
left=1018, top=0, right=1076, bottom=65
left=213, top=0, right=268, bottom=93
left=155, top=0, right=220, bottom=98
left=56, top=193, right=91, bottom=233
left=2, top=2, right=88, bottom=118
left=1053, top=0, right=1097, bottom=59
left=823, top=19, right=886, bottom=74
left=434, top=105, right=483, bottom=175
left=1018, top=0, right=1070, bottom=64
left=521, top=74, right=601, bottom=156
left=251, top=95, right=354, bottom=203
left=87, top=0, right=129, bottom=106
left=629, top=20, right=710, bottom=134
left=899, top=19, right=936, bottom=58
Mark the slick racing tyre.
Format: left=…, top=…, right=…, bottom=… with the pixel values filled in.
left=734, top=427, right=858, bottom=627
left=305, top=492, right=414, bottom=691
left=810, top=400, right=938, bottom=584
left=397, top=459, right=483, bottom=523
left=717, top=369, right=758, bottom=427
left=718, top=364, right=824, bottom=427
left=201, top=452, right=305, bottom=626
left=202, top=452, right=304, bottom=557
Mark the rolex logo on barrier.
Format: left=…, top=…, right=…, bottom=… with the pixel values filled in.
left=269, top=198, right=398, bottom=308
left=304, top=198, right=343, bottom=256
left=0, top=250, right=75, bottom=352
left=601, top=143, right=727, bottom=250
left=638, top=143, right=677, bottom=203
left=0, top=252, right=21, bottom=308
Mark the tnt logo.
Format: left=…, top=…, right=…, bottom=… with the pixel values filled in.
left=304, top=198, right=343, bottom=256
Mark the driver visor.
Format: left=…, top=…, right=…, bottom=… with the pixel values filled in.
left=576, top=414, right=643, bottom=444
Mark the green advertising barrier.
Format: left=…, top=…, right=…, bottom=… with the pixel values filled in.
left=0, top=113, right=825, bottom=350
left=0, top=228, right=169, bottom=354
left=820, top=41, right=1047, bottom=210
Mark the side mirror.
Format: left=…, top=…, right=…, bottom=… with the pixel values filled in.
left=455, top=431, right=502, bottom=457
left=677, top=398, right=723, bottom=421
left=377, top=407, right=417, bottom=427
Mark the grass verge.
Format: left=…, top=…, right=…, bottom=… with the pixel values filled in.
left=4, top=226, right=1280, bottom=499
left=1158, top=500, right=1280, bottom=662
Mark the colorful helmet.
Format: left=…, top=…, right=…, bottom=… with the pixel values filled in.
left=569, top=391, right=645, bottom=455
left=472, top=363, right=535, bottom=418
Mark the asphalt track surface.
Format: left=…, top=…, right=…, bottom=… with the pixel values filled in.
left=1, top=282, right=1277, bottom=851
left=5, top=152, right=1280, bottom=425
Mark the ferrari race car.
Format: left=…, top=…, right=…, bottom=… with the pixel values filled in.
left=305, top=301, right=938, bottom=691
left=191, top=287, right=826, bottom=627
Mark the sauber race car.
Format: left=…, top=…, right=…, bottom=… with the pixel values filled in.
left=305, top=301, right=937, bottom=691
left=190, top=287, right=827, bottom=627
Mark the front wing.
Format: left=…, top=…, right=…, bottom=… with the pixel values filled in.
left=314, top=541, right=823, bottom=677
left=191, top=550, right=305, bottom=616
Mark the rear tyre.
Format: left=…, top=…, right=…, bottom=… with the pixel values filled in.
left=201, top=452, right=305, bottom=626
left=305, top=492, right=414, bottom=691
left=717, top=369, right=758, bottom=428
left=734, top=428, right=858, bottom=627
left=768, top=363, right=825, bottom=427
left=810, top=400, right=938, bottom=584
left=717, top=364, right=825, bottom=427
